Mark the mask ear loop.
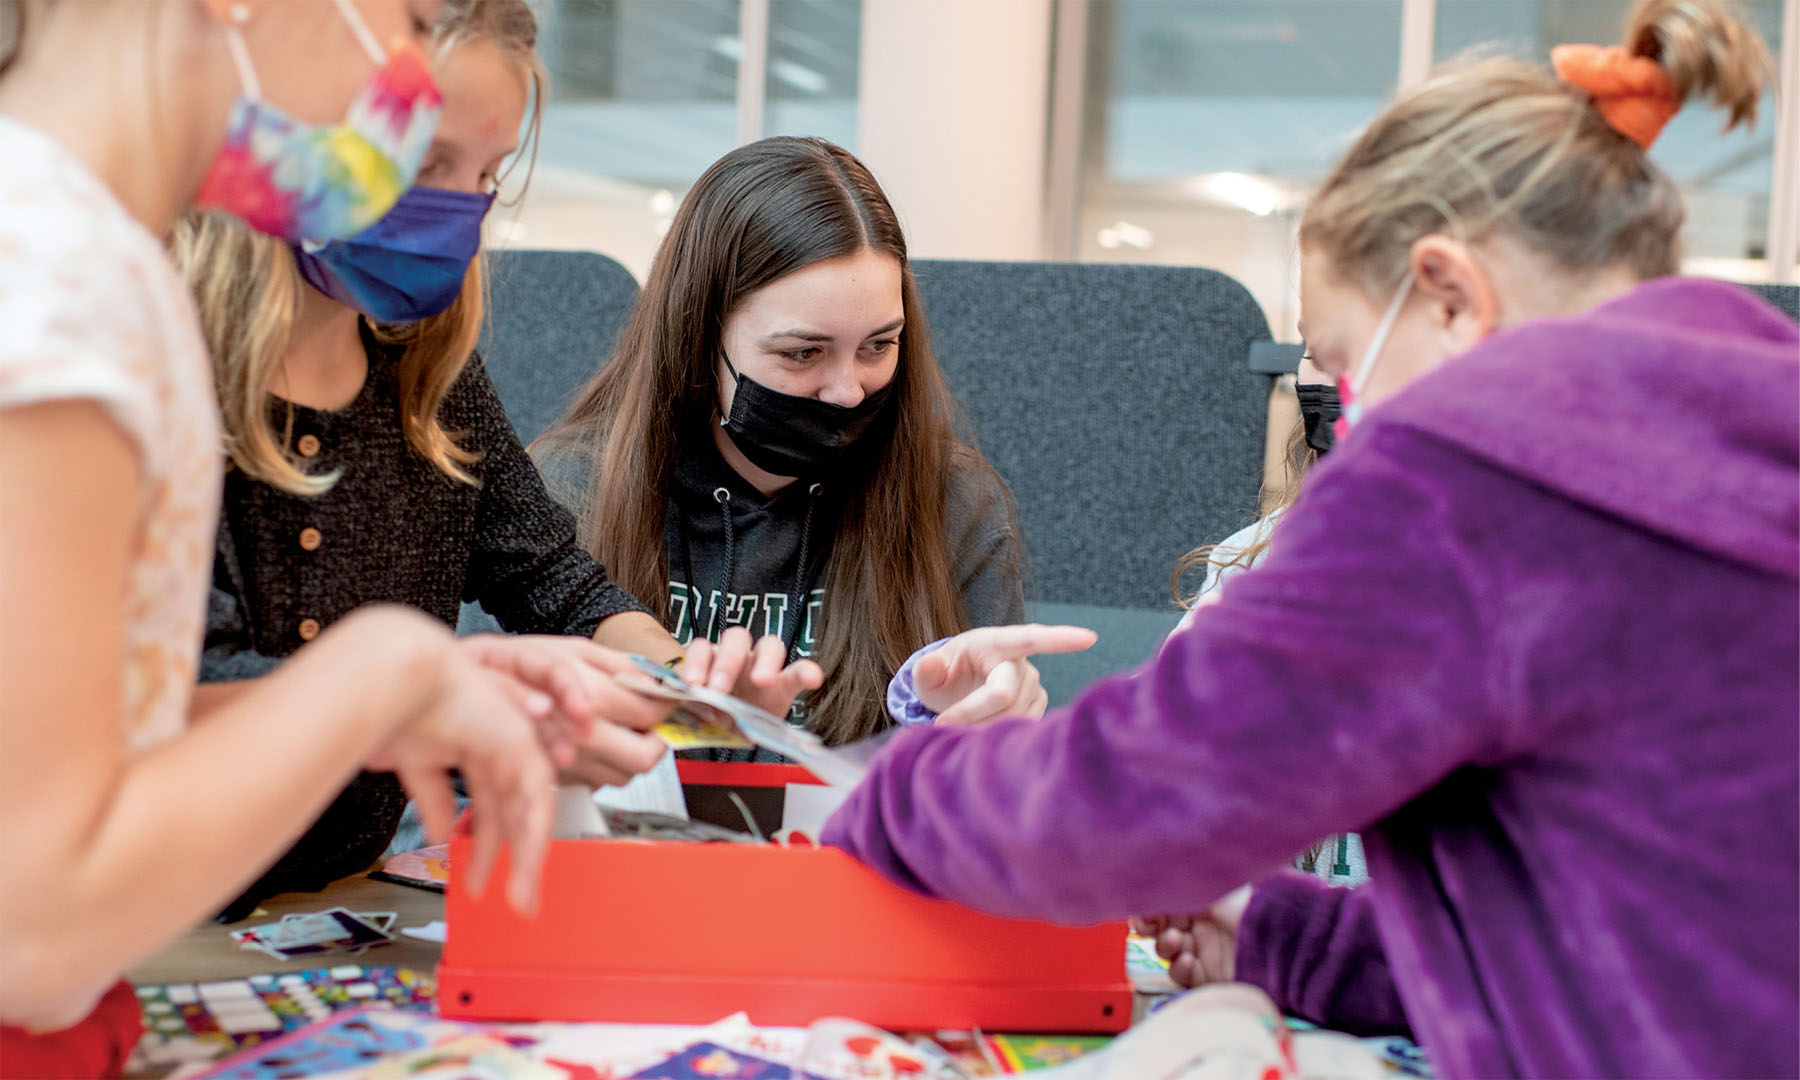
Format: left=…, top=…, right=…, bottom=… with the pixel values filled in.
left=220, top=0, right=384, bottom=100
left=717, top=352, right=743, bottom=426
left=1349, top=270, right=1414, bottom=397
left=328, top=0, right=389, bottom=64
left=220, top=4, right=262, bottom=101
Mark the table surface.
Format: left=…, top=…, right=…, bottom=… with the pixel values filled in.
left=127, top=874, right=445, bottom=987
left=124, top=872, right=1167, bottom=1080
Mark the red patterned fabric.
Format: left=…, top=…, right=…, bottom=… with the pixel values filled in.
left=0, top=981, right=142, bottom=1079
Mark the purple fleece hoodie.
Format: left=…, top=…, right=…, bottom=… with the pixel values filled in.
left=824, top=278, right=1799, bottom=1079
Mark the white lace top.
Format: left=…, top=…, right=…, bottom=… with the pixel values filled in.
left=0, top=117, right=221, bottom=752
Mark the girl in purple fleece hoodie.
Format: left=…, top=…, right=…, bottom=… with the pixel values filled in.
left=823, top=1, right=1797, bottom=1076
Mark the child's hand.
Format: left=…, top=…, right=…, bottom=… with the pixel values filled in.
left=1131, top=885, right=1253, bottom=988
left=457, top=634, right=673, bottom=787
left=914, top=624, right=1097, bottom=726
left=681, top=626, right=824, bottom=722
left=365, top=656, right=558, bottom=916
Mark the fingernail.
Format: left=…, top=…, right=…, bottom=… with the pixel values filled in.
left=526, top=693, right=553, bottom=716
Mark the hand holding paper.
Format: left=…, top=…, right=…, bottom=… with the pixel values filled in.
left=681, top=627, right=824, bottom=723
left=620, top=654, right=873, bottom=788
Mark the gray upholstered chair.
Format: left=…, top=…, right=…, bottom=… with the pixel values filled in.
left=1743, top=282, right=1799, bottom=323
left=480, top=249, right=641, bottom=444
left=910, top=260, right=1273, bottom=704
left=473, top=252, right=1277, bottom=705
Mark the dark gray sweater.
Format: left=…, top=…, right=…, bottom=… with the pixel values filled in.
left=204, top=329, right=646, bottom=916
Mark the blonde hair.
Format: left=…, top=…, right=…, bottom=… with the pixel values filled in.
left=172, top=0, right=545, bottom=496
left=1300, top=0, right=1773, bottom=301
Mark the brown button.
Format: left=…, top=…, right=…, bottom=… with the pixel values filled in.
left=297, top=618, right=321, bottom=641
left=298, top=527, right=323, bottom=552
left=297, top=434, right=321, bottom=458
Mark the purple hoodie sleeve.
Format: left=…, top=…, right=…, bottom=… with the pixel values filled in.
left=1237, top=873, right=1412, bottom=1037
left=824, top=429, right=1514, bottom=925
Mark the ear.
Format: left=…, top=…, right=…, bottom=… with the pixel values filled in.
left=1408, top=235, right=1499, bottom=354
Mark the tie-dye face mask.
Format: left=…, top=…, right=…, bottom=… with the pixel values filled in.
left=194, top=0, right=442, bottom=244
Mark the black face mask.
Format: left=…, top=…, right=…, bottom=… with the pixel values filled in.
left=1296, top=382, right=1341, bottom=456
left=718, top=353, right=897, bottom=478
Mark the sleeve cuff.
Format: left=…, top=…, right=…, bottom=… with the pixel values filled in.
left=1234, top=870, right=1331, bottom=998
left=562, top=583, right=652, bottom=638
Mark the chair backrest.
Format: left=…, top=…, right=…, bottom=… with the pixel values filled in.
left=480, top=249, right=641, bottom=444
left=1743, top=282, right=1800, bottom=323
left=911, top=259, right=1273, bottom=610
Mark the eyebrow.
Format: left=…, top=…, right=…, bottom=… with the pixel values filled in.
left=759, top=318, right=905, bottom=345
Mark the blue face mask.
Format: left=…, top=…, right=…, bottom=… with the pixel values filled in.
left=292, top=186, right=496, bottom=323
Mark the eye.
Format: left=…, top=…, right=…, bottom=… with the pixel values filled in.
left=865, top=338, right=899, bottom=355
left=779, top=347, right=823, bottom=363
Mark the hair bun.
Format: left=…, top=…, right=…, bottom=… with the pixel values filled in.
left=1552, top=43, right=1680, bottom=148
left=1623, top=0, right=1772, bottom=133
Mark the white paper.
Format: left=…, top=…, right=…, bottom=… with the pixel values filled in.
left=591, top=751, right=689, bottom=820
left=551, top=784, right=611, bottom=838
left=400, top=920, right=448, bottom=943
left=779, top=783, right=849, bottom=840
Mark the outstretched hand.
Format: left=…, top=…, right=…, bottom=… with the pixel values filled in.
left=915, top=623, right=1098, bottom=726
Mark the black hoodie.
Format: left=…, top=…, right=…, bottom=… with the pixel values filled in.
left=664, top=428, right=1026, bottom=756
left=542, top=421, right=1026, bottom=748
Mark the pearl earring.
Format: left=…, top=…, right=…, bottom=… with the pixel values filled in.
left=228, top=2, right=251, bottom=25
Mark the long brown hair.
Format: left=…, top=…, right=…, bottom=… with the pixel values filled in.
left=537, top=136, right=1008, bottom=745
left=172, top=0, right=545, bottom=495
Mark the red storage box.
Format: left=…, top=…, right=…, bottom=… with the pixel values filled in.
left=438, top=763, right=1132, bottom=1032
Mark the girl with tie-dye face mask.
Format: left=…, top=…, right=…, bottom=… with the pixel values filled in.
left=0, top=3, right=643, bottom=1068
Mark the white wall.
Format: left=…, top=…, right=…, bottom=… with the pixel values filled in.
left=856, top=0, right=1054, bottom=261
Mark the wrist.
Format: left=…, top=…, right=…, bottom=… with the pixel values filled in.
left=338, top=606, right=459, bottom=725
left=887, top=637, right=954, bottom=725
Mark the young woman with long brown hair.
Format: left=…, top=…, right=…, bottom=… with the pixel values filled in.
left=537, top=136, right=1032, bottom=750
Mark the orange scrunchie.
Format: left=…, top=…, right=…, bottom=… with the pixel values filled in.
left=1551, top=43, right=1680, bottom=150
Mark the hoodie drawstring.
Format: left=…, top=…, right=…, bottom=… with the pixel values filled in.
left=786, top=483, right=822, bottom=662
left=710, top=487, right=734, bottom=637
left=703, top=482, right=821, bottom=668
